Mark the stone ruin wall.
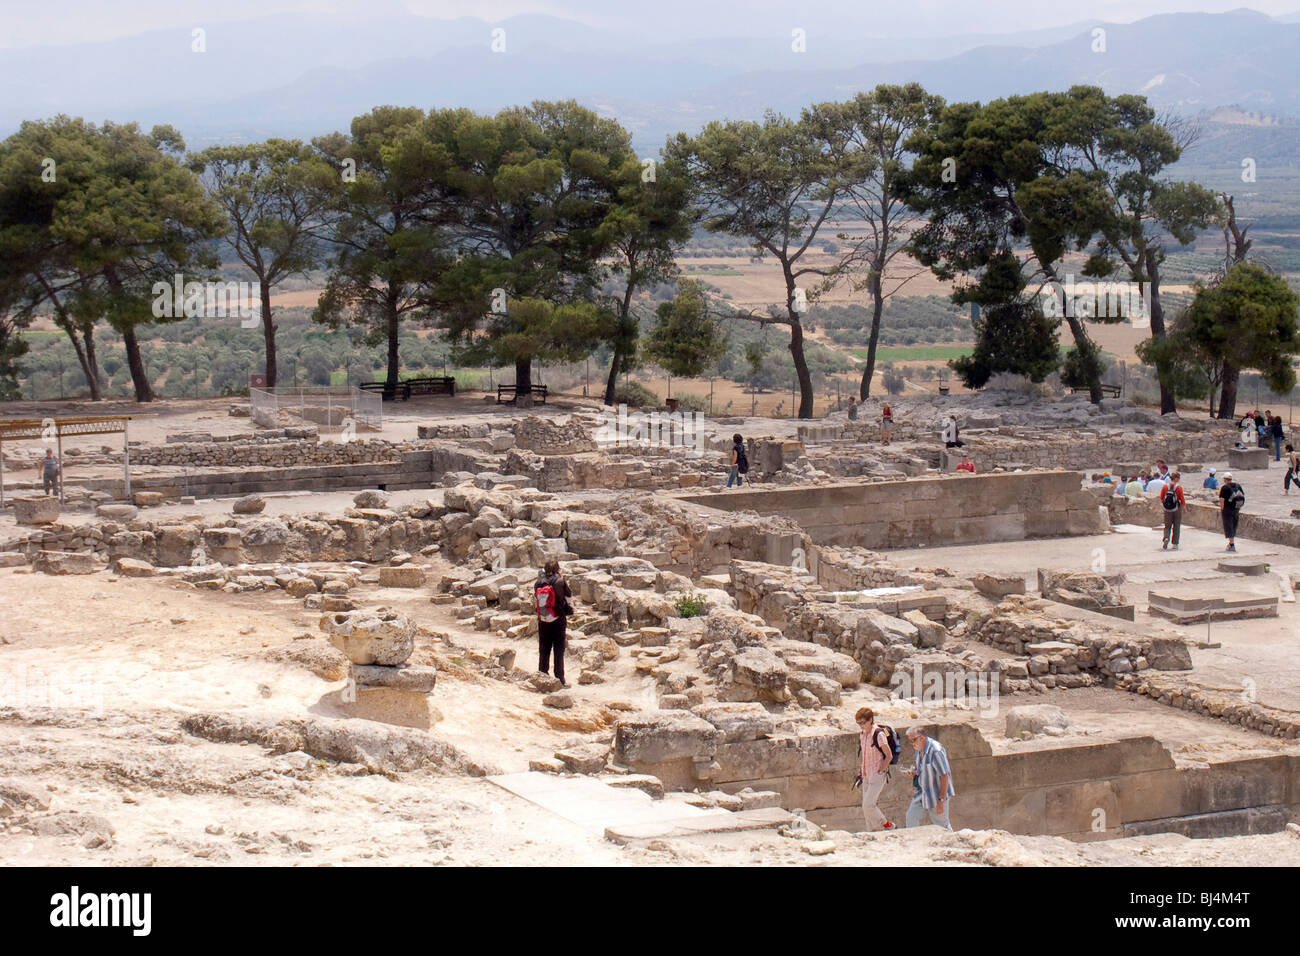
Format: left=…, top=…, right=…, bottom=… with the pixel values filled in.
left=680, top=471, right=1108, bottom=550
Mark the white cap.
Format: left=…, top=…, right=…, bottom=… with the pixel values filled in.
left=1209, top=467, right=1216, bottom=474
left=1223, top=472, right=1233, bottom=480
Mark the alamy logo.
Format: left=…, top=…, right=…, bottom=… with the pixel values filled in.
left=593, top=404, right=708, bottom=456
left=49, top=886, right=151, bottom=936
left=1038, top=276, right=1151, bottom=328
left=152, top=274, right=259, bottom=328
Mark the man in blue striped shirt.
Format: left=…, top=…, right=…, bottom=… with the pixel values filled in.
left=904, top=726, right=955, bottom=829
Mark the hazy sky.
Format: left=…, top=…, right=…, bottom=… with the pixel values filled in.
left=0, top=0, right=1297, bottom=48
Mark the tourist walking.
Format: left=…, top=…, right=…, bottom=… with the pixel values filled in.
left=534, top=559, right=574, bottom=687
left=726, top=433, right=748, bottom=488
left=880, top=403, right=893, bottom=444
left=1160, top=471, right=1185, bottom=551
left=1218, top=472, right=1245, bottom=553
left=904, top=726, right=955, bottom=830
left=36, top=449, right=59, bottom=496
left=855, top=708, right=895, bottom=832
left=1273, top=415, right=1286, bottom=462
left=1285, top=445, right=1299, bottom=495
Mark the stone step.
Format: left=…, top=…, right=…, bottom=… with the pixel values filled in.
left=603, top=806, right=796, bottom=845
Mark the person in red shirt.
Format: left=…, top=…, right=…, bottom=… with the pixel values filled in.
left=1161, top=470, right=1186, bottom=551
left=956, top=454, right=976, bottom=473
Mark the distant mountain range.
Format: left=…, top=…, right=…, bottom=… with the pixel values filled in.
left=3, top=8, right=1300, bottom=159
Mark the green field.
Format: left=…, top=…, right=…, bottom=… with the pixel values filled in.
left=849, top=345, right=974, bottom=361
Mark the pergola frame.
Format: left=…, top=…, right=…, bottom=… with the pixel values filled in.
left=0, top=416, right=133, bottom=507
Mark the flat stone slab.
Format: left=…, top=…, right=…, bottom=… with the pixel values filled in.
left=603, top=806, right=796, bottom=845
left=489, top=771, right=731, bottom=838
left=1147, top=583, right=1279, bottom=623
left=1217, top=559, right=1270, bottom=576
left=1024, top=641, right=1080, bottom=656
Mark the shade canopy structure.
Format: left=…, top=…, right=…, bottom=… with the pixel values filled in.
left=0, top=415, right=134, bottom=506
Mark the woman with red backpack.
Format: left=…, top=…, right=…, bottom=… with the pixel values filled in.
left=534, top=559, right=575, bottom=687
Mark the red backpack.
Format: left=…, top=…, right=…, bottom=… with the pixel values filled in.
left=535, top=584, right=559, bottom=622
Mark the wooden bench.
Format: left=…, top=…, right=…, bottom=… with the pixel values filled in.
left=1068, top=384, right=1122, bottom=398
left=360, top=377, right=456, bottom=401
left=497, top=384, right=548, bottom=405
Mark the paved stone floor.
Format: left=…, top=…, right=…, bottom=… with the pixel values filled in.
left=890, top=525, right=1300, bottom=712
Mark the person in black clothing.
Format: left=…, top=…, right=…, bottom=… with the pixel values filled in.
left=1218, top=472, right=1244, bottom=552
left=1272, top=415, right=1286, bottom=462
left=726, top=433, right=748, bottom=488
left=535, top=559, right=574, bottom=686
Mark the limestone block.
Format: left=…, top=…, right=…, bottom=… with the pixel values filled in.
left=111, top=557, right=155, bottom=577
left=787, top=671, right=842, bottom=706
left=378, top=566, right=426, bottom=588
left=1005, top=705, right=1071, bottom=737
left=13, top=497, right=59, bottom=526
left=1227, top=447, right=1269, bottom=470
left=232, top=494, right=266, bottom=514
left=31, top=550, right=103, bottom=575
left=690, top=702, right=776, bottom=743
left=565, top=513, right=620, bottom=557
left=614, top=711, right=719, bottom=766
left=320, top=608, right=415, bottom=666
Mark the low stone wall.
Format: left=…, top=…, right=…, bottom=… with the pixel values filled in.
left=0, top=521, right=109, bottom=559
left=968, top=595, right=1191, bottom=690
left=615, top=715, right=1300, bottom=840
left=504, top=449, right=710, bottom=492
left=133, top=438, right=405, bottom=468
left=814, top=545, right=934, bottom=590
left=679, top=471, right=1106, bottom=550
left=840, top=423, right=1235, bottom=472
left=1181, top=501, right=1300, bottom=549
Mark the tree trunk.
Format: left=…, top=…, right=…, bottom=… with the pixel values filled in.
left=604, top=350, right=621, bottom=406
left=57, top=320, right=100, bottom=401
left=1144, top=254, right=1176, bottom=415
left=261, top=280, right=277, bottom=388
left=40, top=279, right=100, bottom=400
left=859, top=271, right=885, bottom=400
left=121, top=322, right=154, bottom=403
left=383, top=288, right=400, bottom=398
left=515, top=357, right=534, bottom=409
left=789, top=318, right=814, bottom=419
left=82, top=321, right=101, bottom=397
left=1061, top=311, right=1103, bottom=404
left=1218, top=362, right=1239, bottom=420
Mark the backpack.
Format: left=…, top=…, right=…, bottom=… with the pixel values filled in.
left=1161, top=486, right=1180, bottom=511
left=736, top=444, right=749, bottom=475
left=535, top=583, right=559, bottom=623
left=1228, top=485, right=1246, bottom=510
left=876, top=725, right=902, bottom=765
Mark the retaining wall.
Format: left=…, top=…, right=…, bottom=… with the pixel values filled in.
left=678, top=471, right=1105, bottom=549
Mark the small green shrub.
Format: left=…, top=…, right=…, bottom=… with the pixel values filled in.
left=674, top=592, right=706, bottom=618
left=615, top=380, right=659, bottom=408
left=674, top=392, right=708, bottom=412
